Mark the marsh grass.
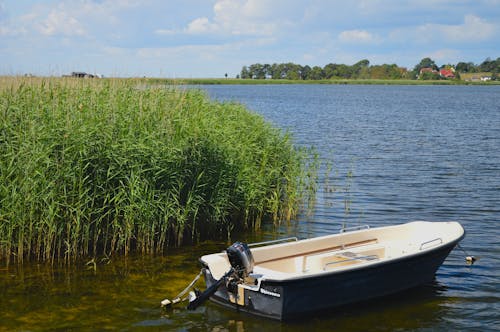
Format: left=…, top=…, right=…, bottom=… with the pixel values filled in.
left=0, top=77, right=316, bottom=264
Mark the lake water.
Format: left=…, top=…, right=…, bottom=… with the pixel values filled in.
left=201, top=84, right=500, bottom=331
left=1, top=84, right=498, bottom=331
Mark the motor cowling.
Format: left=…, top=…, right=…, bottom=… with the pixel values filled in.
left=226, top=242, right=254, bottom=279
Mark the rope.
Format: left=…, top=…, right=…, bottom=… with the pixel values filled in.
left=176, top=269, right=203, bottom=299
left=161, top=269, right=204, bottom=307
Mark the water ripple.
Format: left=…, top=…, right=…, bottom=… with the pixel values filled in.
left=202, top=84, right=500, bottom=331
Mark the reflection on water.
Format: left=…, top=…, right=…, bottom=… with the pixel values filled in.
left=0, top=243, right=472, bottom=332
left=0, top=244, right=216, bottom=331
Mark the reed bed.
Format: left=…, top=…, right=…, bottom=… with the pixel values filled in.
left=0, top=77, right=316, bottom=265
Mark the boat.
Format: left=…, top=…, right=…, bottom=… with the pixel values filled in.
left=186, top=221, right=465, bottom=320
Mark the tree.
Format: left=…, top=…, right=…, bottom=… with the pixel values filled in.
left=370, top=64, right=403, bottom=79
left=410, top=57, right=438, bottom=80
left=419, top=70, right=440, bottom=80
left=413, top=57, right=438, bottom=73
left=272, top=63, right=286, bottom=79
left=262, top=64, right=271, bottom=78
left=249, top=63, right=266, bottom=79
left=323, top=63, right=337, bottom=79
left=283, top=63, right=302, bottom=80
left=240, top=66, right=250, bottom=79
left=352, top=59, right=370, bottom=79
left=309, top=66, right=324, bottom=80
left=268, top=63, right=279, bottom=79
left=300, top=65, right=311, bottom=80
left=323, top=63, right=352, bottom=79
left=354, top=59, right=370, bottom=68
left=240, top=56, right=497, bottom=81
left=456, top=62, right=477, bottom=73
left=336, top=64, right=352, bottom=78
left=479, top=57, right=500, bottom=73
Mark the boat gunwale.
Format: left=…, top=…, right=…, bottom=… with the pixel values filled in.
left=200, top=221, right=465, bottom=283
left=258, top=233, right=464, bottom=283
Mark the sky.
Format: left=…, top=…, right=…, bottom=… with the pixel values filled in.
left=1, top=0, right=499, bottom=78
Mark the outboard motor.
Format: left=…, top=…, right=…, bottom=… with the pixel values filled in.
left=187, top=242, right=254, bottom=310
left=226, top=241, right=254, bottom=279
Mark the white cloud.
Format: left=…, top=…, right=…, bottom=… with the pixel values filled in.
left=38, top=9, right=86, bottom=36
left=338, top=29, right=381, bottom=44
left=441, top=14, right=496, bottom=41
left=425, top=48, right=462, bottom=63
left=4, top=0, right=143, bottom=39
left=183, top=0, right=288, bottom=36
left=391, top=14, right=497, bottom=44
left=186, top=17, right=218, bottom=34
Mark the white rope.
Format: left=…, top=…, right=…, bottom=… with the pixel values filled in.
left=161, top=269, right=204, bottom=307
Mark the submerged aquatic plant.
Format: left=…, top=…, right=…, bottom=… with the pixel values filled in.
left=0, top=77, right=316, bottom=264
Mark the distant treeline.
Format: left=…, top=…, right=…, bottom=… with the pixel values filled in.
left=239, top=57, right=500, bottom=80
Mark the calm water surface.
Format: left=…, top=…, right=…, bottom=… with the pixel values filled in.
left=1, top=85, right=498, bottom=331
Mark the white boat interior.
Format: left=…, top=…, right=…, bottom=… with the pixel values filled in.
left=202, top=221, right=464, bottom=281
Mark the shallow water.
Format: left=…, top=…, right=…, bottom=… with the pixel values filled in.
left=1, top=84, right=499, bottom=331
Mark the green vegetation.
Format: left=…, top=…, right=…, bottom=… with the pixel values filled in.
left=239, top=57, right=500, bottom=82
left=240, top=60, right=407, bottom=80
left=0, top=77, right=316, bottom=265
left=153, top=78, right=500, bottom=85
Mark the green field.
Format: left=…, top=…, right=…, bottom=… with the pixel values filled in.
left=0, top=77, right=316, bottom=264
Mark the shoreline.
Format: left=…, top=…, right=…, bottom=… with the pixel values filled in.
left=3, top=76, right=498, bottom=85
left=144, top=77, right=500, bottom=86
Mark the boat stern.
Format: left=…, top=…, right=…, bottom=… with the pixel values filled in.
left=200, top=264, right=285, bottom=320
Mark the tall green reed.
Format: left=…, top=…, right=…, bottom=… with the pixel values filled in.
left=0, top=77, right=316, bottom=265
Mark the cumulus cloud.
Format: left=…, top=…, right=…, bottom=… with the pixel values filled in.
left=37, top=9, right=86, bottom=36
left=338, top=29, right=381, bottom=44
left=186, top=17, right=218, bottom=34
left=3, top=0, right=142, bottom=39
left=439, top=14, right=496, bottom=41
left=183, top=0, right=288, bottom=36
left=391, top=14, right=497, bottom=44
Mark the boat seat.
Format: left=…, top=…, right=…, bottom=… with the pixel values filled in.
left=303, top=245, right=385, bottom=273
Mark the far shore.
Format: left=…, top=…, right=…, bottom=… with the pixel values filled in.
left=3, top=76, right=499, bottom=86
left=142, top=77, right=500, bottom=85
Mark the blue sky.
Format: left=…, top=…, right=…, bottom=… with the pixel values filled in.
left=1, top=0, right=499, bottom=77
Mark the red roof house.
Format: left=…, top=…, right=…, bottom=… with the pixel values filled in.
left=439, top=68, right=455, bottom=79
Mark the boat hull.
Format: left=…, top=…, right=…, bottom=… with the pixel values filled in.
left=202, top=240, right=458, bottom=321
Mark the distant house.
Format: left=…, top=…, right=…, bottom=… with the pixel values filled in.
left=439, top=68, right=455, bottom=79
left=419, top=68, right=437, bottom=74
left=63, top=72, right=99, bottom=78
left=418, top=67, right=439, bottom=79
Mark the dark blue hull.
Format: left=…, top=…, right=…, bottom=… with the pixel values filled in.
left=203, top=240, right=458, bottom=321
